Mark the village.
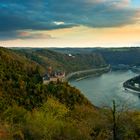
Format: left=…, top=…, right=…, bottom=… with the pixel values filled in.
left=43, top=67, right=65, bottom=84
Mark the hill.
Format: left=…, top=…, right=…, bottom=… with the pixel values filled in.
left=0, top=47, right=90, bottom=110
left=50, top=47, right=140, bottom=67
left=94, top=48, right=140, bottom=66
left=0, top=47, right=45, bottom=110
left=0, top=47, right=140, bottom=140
left=13, top=48, right=107, bottom=74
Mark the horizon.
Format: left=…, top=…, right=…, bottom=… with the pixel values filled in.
left=5, top=46, right=140, bottom=49
left=1, top=0, right=140, bottom=47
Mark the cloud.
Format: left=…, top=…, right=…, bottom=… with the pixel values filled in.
left=53, top=21, right=65, bottom=26
left=0, top=0, right=139, bottom=38
left=19, top=31, right=54, bottom=40
left=0, top=31, right=53, bottom=40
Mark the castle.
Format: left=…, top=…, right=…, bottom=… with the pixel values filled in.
left=43, top=67, right=65, bottom=84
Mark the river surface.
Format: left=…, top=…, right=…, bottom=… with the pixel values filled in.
left=70, top=70, right=140, bottom=109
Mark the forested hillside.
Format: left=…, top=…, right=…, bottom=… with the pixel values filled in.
left=0, top=47, right=46, bottom=110
left=0, top=47, right=90, bottom=110
left=0, top=47, right=140, bottom=140
left=94, top=48, right=140, bottom=66
left=14, top=48, right=106, bottom=74
left=50, top=47, right=140, bottom=66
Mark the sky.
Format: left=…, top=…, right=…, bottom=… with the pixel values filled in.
left=0, top=0, right=140, bottom=48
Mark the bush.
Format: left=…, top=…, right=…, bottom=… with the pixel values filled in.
left=24, top=97, right=87, bottom=140
left=2, top=105, right=27, bottom=124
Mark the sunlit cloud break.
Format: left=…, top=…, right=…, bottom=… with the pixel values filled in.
left=53, top=21, right=65, bottom=26
left=0, top=0, right=140, bottom=47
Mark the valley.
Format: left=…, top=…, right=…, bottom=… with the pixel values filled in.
left=0, top=47, right=140, bottom=140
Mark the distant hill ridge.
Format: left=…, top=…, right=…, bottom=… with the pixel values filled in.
left=49, top=47, right=140, bottom=66
left=13, top=48, right=107, bottom=74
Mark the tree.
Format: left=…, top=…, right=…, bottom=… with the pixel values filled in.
left=112, top=100, right=117, bottom=140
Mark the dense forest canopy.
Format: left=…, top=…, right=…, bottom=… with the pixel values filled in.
left=0, top=47, right=90, bottom=110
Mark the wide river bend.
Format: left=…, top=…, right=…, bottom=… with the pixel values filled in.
left=70, top=70, right=140, bottom=109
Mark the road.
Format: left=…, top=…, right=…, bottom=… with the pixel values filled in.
left=65, top=65, right=110, bottom=80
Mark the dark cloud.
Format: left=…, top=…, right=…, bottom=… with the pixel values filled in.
left=0, top=31, right=19, bottom=40
left=0, top=0, right=139, bottom=40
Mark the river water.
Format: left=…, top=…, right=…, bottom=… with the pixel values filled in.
left=70, top=70, right=140, bottom=109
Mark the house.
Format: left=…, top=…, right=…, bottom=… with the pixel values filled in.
left=134, top=83, right=139, bottom=88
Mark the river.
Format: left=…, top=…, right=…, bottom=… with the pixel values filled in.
left=70, top=70, right=140, bottom=109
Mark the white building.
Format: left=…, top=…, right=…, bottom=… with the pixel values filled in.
left=134, top=83, right=139, bottom=88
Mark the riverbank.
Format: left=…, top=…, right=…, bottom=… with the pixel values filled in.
left=65, top=65, right=110, bottom=81
left=75, top=72, right=103, bottom=81
left=123, top=75, right=140, bottom=94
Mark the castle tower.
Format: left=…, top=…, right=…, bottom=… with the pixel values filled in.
left=48, top=66, right=52, bottom=75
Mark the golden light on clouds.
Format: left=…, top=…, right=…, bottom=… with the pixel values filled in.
left=1, top=24, right=140, bottom=47
left=1, top=0, right=140, bottom=47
